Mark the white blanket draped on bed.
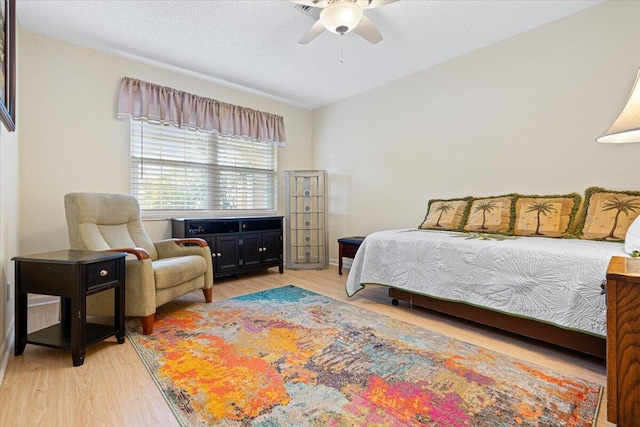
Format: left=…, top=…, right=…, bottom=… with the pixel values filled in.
left=346, top=229, right=627, bottom=337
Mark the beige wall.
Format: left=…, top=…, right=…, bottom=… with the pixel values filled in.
left=313, top=0, right=640, bottom=259
left=17, top=30, right=313, bottom=254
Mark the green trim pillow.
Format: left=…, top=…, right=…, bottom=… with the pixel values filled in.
left=463, top=195, right=515, bottom=234
left=513, top=193, right=581, bottom=238
left=577, top=187, right=640, bottom=241
left=419, top=197, right=471, bottom=231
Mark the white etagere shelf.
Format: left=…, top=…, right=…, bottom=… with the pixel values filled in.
left=284, top=170, right=328, bottom=270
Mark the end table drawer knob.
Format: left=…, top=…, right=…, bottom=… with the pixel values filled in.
left=100, top=269, right=108, bottom=277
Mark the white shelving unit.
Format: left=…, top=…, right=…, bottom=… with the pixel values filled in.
left=284, top=170, right=328, bottom=270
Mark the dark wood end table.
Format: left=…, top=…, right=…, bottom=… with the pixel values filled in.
left=13, top=249, right=126, bottom=366
left=338, top=236, right=366, bottom=275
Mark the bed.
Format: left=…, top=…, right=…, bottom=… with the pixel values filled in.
left=346, top=229, right=627, bottom=357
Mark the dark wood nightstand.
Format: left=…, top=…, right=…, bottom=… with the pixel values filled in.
left=338, top=236, right=365, bottom=275
left=606, top=256, right=640, bottom=426
left=13, top=250, right=126, bottom=366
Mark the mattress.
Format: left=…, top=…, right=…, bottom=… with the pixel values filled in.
left=346, top=229, right=627, bottom=337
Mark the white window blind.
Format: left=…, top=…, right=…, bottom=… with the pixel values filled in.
left=130, top=120, right=277, bottom=212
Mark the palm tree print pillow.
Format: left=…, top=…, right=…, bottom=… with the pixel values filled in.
left=578, top=187, right=640, bottom=241
left=418, top=197, right=471, bottom=231
left=463, top=195, right=515, bottom=234
left=513, top=194, right=581, bottom=238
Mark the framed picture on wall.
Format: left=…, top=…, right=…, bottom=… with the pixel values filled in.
left=0, top=0, right=15, bottom=132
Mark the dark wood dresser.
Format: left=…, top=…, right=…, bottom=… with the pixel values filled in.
left=606, top=256, right=640, bottom=426
left=172, top=216, right=283, bottom=279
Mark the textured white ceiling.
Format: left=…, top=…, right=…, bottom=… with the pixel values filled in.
left=17, top=0, right=605, bottom=110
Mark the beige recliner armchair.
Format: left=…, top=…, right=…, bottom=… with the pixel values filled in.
left=64, top=192, right=213, bottom=334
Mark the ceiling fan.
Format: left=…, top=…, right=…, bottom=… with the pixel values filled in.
left=291, top=0, right=399, bottom=45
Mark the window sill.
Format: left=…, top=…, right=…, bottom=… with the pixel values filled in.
left=141, top=210, right=279, bottom=221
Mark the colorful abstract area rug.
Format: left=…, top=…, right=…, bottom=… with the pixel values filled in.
left=125, top=285, right=602, bottom=426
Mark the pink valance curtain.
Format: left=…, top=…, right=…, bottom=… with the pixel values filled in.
left=117, top=77, right=286, bottom=145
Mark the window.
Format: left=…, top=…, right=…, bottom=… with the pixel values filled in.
left=130, top=120, right=277, bottom=213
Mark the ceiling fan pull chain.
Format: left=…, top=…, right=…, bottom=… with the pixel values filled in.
left=340, top=34, right=344, bottom=63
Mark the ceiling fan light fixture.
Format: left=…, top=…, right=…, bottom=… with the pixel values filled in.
left=320, top=1, right=363, bottom=35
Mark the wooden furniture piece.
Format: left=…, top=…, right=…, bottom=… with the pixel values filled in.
left=389, top=288, right=606, bottom=358
left=606, top=256, right=640, bottom=426
left=284, top=170, right=328, bottom=270
left=13, top=250, right=126, bottom=366
left=172, top=216, right=284, bottom=279
left=338, top=236, right=365, bottom=275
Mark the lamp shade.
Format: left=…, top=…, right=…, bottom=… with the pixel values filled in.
left=597, top=68, right=640, bottom=143
left=320, top=1, right=363, bottom=35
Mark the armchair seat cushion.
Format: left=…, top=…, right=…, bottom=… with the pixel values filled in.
left=153, top=255, right=208, bottom=290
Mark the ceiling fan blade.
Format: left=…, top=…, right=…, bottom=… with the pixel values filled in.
left=290, top=0, right=325, bottom=7
left=360, top=0, right=399, bottom=9
left=299, top=20, right=326, bottom=44
left=354, top=15, right=383, bottom=44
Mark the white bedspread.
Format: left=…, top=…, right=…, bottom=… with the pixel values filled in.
left=346, top=229, right=627, bottom=337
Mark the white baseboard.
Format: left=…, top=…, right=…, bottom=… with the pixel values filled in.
left=329, top=258, right=353, bottom=271
left=28, top=294, right=59, bottom=307
left=0, top=317, right=15, bottom=389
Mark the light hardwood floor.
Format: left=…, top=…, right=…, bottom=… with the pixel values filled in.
left=0, top=266, right=613, bottom=426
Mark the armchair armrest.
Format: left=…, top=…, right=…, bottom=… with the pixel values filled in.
left=109, top=247, right=150, bottom=260
left=172, top=238, right=208, bottom=248
left=154, top=238, right=211, bottom=259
